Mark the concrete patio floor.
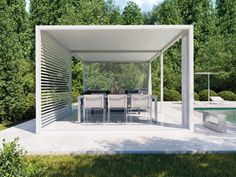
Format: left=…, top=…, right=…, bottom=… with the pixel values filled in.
left=0, top=102, right=236, bottom=154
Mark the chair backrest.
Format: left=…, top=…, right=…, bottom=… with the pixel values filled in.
left=108, top=94, right=127, bottom=109
left=131, top=94, right=152, bottom=108
left=84, top=95, right=104, bottom=109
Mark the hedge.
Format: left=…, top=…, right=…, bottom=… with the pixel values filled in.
left=218, top=91, right=236, bottom=101
left=164, top=89, right=181, bottom=101
left=199, top=89, right=217, bottom=101
left=194, top=92, right=200, bottom=101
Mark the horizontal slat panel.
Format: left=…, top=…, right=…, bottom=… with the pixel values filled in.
left=41, top=93, right=68, bottom=99
left=41, top=102, right=67, bottom=112
left=41, top=60, right=69, bottom=74
left=41, top=98, right=68, bottom=106
left=40, top=32, right=71, bottom=128
left=41, top=74, right=68, bottom=82
left=41, top=110, right=70, bottom=127
left=42, top=104, right=67, bottom=115
left=42, top=36, right=69, bottom=57
left=41, top=52, right=68, bottom=68
left=41, top=106, right=69, bottom=119
left=41, top=68, right=68, bottom=78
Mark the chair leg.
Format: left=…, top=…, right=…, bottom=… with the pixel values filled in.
left=125, top=108, right=127, bottom=123
left=149, top=107, right=152, bottom=124
left=131, top=109, right=133, bottom=123
left=103, top=108, right=105, bottom=123
left=85, top=109, right=89, bottom=122
left=83, top=108, right=85, bottom=122
left=108, top=109, right=110, bottom=123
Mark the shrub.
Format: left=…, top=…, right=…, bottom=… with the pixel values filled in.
left=0, top=138, right=45, bottom=177
left=199, top=89, right=217, bottom=101
left=23, top=93, right=35, bottom=120
left=152, top=90, right=160, bottom=101
left=72, top=91, right=80, bottom=103
left=164, top=89, right=181, bottom=101
left=194, top=92, right=200, bottom=101
left=218, top=91, right=236, bottom=101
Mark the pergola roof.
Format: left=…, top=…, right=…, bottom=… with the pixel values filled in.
left=39, top=25, right=191, bottom=62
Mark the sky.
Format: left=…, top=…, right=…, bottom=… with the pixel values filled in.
left=25, top=0, right=163, bottom=12
left=115, top=0, right=163, bottom=12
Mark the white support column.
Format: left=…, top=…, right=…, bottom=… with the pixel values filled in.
left=83, top=62, right=86, bottom=92
left=148, top=61, right=152, bottom=95
left=35, top=28, right=41, bottom=134
left=160, top=53, right=164, bottom=106
left=159, top=53, right=164, bottom=123
left=181, top=26, right=194, bottom=131
left=68, top=57, right=72, bottom=113
left=208, top=73, right=210, bottom=103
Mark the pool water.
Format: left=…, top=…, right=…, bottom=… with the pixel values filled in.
left=197, top=110, right=236, bottom=123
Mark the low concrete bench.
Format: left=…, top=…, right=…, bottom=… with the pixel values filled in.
left=203, top=112, right=227, bottom=133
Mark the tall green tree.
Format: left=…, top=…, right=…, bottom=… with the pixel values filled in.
left=216, top=0, right=236, bottom=36
left=122, top=1, right=144, bottom=25
left=105, top=0, right=122, bottom=24
left=30, top=0, right=78, bottom=25
left=0, top=0, right=31, bottom=122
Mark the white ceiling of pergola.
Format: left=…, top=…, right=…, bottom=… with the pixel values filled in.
left=41, top=25, right=190, bottom=62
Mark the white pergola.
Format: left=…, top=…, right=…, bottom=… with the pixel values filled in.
left=36, top=25, right=194, bottom=133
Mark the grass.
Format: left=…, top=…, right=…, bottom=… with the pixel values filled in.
left=0, top=121, right=15, bottom=131
left=0, top=119, right=31, bottom=131
left=25, top=154, right=236, bottom=177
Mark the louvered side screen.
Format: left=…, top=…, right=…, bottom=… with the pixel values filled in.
left=40, top=32, right=71, bottom=127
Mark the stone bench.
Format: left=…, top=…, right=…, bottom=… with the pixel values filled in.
left=203, top=112, right=227, bottom=133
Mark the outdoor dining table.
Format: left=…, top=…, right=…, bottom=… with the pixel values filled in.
left=77, top=95, right=158, bottom=123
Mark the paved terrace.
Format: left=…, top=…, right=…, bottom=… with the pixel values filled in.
left=0, top=102, right=236, bottom=154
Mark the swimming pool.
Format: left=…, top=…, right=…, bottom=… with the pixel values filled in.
left=195, top=108, right=236, bottom=123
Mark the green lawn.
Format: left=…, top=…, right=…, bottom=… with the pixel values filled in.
left=26, top=154, right=236, bottom=177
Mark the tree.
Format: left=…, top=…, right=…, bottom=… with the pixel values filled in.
left=73, top=0, right=110, bottom=25
left=151, top=0, right=182, bottom=25
left=122, top=1, right=144, bottom=25
left=216, top=0, right=236, bottom=36
left=0, top=0, right=30, bottom=122
left=30, top=0, right=78, bottom=25
left=105, top=0, right=122, bottom=24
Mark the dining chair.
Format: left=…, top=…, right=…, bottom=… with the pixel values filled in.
left=83, top=94, right=105, bottom=122
left=128, top=94, right=152, bottom=123
left=107, top=94, right=127, bottom=123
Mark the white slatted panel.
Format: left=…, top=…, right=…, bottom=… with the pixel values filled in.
left=40, top=32, right=71, bottom=127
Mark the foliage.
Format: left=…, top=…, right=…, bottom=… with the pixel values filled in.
left=0, top=0, right=30, bottom=123
left=199, top=89, right=217, bottom=101
left=218, top=91, right=236, bottom=101
left=216, top=0, right=236, bottom=36
left=72, top=58, right=83, bottom=96
left=164, top=89, right=181, bottom=101
left=122, top=1, right=144, bottom=25
left=85, top=63, right=148, bottom=91
left=194, top=92, right=200, bottom=101
left=23, top=93, right=35, bottom=119
left=0, top=138, right=45, bottom=177
left=152, top=90, right=160, bottom=101
left=25, top=154, right=236, bottom=177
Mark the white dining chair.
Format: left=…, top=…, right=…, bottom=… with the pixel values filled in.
left=107, top=94, right=127, bottom=123
left=129, top=94, right=152, bottom=123
left=83, top=94, right=105, bottom=122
